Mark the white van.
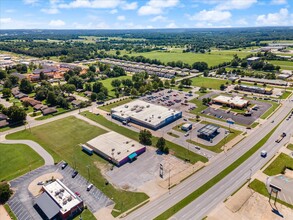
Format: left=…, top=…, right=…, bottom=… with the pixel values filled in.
left=87, top=184, right=93, bottom=191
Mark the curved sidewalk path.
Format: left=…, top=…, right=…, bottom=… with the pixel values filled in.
left=0, top=137, right=54, bottom=166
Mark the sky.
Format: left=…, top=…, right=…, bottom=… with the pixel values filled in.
left=0, top=0, right=292, bottom=29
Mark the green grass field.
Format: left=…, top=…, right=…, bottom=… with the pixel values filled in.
left=249, top=179, right=293, bottom=209
left=288, top=144, right=293, bottom=151
left=191, top=77, right=231, bottom=90
left=263, top=153, right=293, bottom=176
left=268, top=60, right=293, bottom=70
left=0, top=144, right=44, bottom=181
left=99, top=98, right=133, bottom=112
left=80, top=111, right=208, bottom=164
left=99, top=75, right=132, bottom=97
left=108, top=49, right=251, bottom=67
left=4, top=204, right=17, bottom=220
left=6, top=116, right=149, bottom=216
left=279, top=91, right=292, bottom=99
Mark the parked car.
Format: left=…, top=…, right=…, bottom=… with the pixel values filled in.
left=87, top=184, right=93, bottom=191
left=61, top=162, right=68, bottom=169
left=72, top=170, right=78, bottom=178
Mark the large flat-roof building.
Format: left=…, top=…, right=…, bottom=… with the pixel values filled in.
left=86, top=131, right=146, bottom=166
left=212, top=95, right=249, bottom=109
left=34, top=179, right=83, bottom=220
left=235, top=84, right=273, bottom=95
left=111, top=100, right=182, bottom=130
left=197, top=124, right=220, bottom=141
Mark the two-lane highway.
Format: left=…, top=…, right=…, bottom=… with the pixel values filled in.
left=124, top=100, right=293, bottom=220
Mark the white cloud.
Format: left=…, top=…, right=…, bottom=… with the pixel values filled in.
left=150, top=15, right=167, bottom=22
left=59, top=0, right=122, bottom=9
left=166, top=22, right=177, bottom=28
left=271, top=0, right=287, bottom=4
left=138, top=0, right=179, bottom=15
left=256, top=8, right=292, bottom=26
left=41, top=8, right=59, bottom=14
left=215, top=0, right=257, bottom=10
left=0, top=18, right=12, bottom=24
left=194, top=0, right=257, bottom=10
left=23, top=0, right=38, bottom=4
left=121, top=2, right=137, bottom=10
left=237, top=19, right=248, bottom=26
left=189, top=10, right=231, bottom=22
left=110, top=9, right=118, bottom=14
left=72, top=21, right=109, bottom=29
left=5, top=9, right=15, bottom=13
left=117, top=15, right=126, bottom=21
left=49, top=19, right=66, bottom=27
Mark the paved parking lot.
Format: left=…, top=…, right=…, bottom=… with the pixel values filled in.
left=203, top=100, right=272, bottom=125
left=7, top=163, right=113, bottom=220
left=140, top=89, right=196, bottom=112
left=106, top=148, right=164, bottom=190
left=57, top=163, right=113, bottom=212
left=8, top=166, right=56, bottom=220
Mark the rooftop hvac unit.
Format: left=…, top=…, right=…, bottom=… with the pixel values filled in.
left=132, top=144, right=135, bottom=147
left=125, top=105, right=128, bottom=108
left=60, top=188, right=64, bottom=192
left=117, top=152, right=121, bottom=155
left=145, top=118, right=147, bottom=121
left=146, top=105, right=150, bottom=108
left=158, top=116, right=161, bottom=119
left=67, top=196, right=72, bottom=201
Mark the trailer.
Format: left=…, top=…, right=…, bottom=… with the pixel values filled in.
left=81, top=144, right=93, bottom=155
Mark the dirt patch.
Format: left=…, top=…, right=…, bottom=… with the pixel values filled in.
left=28, top=172, right=63, bottom=196
left=93, top=204, right=115, bottom=220
left=158, top=161, right=204, bottom=189
left=284, top=168, right=293, bottom=178
left=225, top=185, right=254, bottom=212
left=0, top=205, right=11, bottom=220
left=208, top=188, right=293, bottom=220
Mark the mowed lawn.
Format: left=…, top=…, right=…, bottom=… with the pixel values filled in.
left=108, top=49, right=251, bottom=67
left=6, top=116, right=149, bottom=216
left=99, top=75, right=132, bottom=97
left=263, top=153, right=293, bottom=176
left=268, top=60, right=293, bottom=70
left=191, top=77, right=231, bottom=90
left=0, top=143, right=44, bottom=181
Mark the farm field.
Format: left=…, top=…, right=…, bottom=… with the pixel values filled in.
left=268, top=60, right=293, bottom=70
left=191, top=77, right=231, bottom=90
left=108, top=49, right=251, bottom=67
left=0, top=143, right=44, bottom=181
left=6, top=116, right=149, bottom=216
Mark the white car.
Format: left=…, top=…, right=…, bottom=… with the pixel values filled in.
left=260, top=150, right=267, bottom=157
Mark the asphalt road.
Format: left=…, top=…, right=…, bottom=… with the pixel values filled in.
left=124, top=100, right=293, bottom=220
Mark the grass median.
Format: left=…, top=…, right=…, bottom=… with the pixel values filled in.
left=154, top=120, right=280, bottom=220
left=80, top=111, right=208, bottom=164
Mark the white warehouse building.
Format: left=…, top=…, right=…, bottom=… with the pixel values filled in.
left=111, top=100, right=182, bottom=130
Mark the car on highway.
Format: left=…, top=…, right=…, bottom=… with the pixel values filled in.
left=261, top=150, right=267, bottom=157
left=72, top=170, right=78, bottom=178
left=61, top=162, right=68, bottom=169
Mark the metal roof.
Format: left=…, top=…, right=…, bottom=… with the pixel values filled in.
left=197, top=124, right=220, bottom=136
left=35, top=192, right=60, bottom=219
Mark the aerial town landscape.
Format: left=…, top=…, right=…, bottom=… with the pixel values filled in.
left=0, top=0, right=293, bottom=220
